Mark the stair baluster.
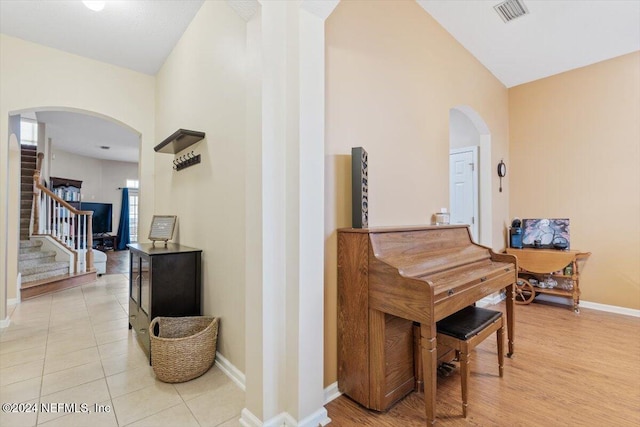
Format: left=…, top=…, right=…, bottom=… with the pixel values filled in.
left=31, top=154, right=94, bottom=274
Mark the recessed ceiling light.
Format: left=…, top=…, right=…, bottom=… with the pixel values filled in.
left=100, top=146, right=110, bottom=150
left=83, top=1, right=106, bottom=12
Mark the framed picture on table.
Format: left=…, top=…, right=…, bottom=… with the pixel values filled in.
left=149, top=215, right=177, bottom=247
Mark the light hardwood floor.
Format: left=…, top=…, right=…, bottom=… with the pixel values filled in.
left=326, top=299, right=640, bottom=426
left=105, top=249, right=129, bottom=275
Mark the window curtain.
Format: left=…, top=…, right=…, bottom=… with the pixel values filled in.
left=116, top=188, right=130, bottom=250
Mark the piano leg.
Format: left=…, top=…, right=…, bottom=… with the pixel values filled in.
left=420, top=322, right=437, bottom=425
left=413, top=323, right=424, bottom=392
left=506, top=283, right=515, bottom=357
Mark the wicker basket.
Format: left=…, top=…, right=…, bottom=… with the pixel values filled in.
left=150, top=316, right=219, bottom=383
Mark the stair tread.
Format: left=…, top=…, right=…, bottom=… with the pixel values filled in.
left=19, top=246, right=40, bottom=253
left=21, top=269, right=71, bottom=284
left=18, top=246, right=45, bottom=257
left=19, top=249, right=56, bottom=260
left=19, top=240, right=43, bottom=248
left=20, top=261, right=69, bottom=276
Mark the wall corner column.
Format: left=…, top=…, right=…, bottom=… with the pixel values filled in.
left=243, top=1, right=338, bottom=426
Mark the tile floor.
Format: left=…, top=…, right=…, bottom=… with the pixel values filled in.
left=0, top=273, right=245, bottom=426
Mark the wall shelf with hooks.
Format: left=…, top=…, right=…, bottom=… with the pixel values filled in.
left=154, top=129, right=205, bottom=154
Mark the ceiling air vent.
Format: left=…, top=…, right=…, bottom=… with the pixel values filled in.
left=494, top=0, right=529, bottom=23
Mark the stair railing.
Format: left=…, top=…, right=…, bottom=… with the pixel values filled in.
left=32, top=153, right=94, bottom=273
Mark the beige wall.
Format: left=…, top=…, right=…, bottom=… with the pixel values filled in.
left=154, top=1, right=247, bottom=370
left=0, top=34, right=155, bottom=308
left=509, top=52, right=640, bottom=310
left=50, top=149, right=138, bottom=232
left=324, top=1, right=511, bottom=386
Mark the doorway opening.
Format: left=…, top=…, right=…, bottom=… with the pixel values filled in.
left=449, top=106, right=492, bottom=247
left=4, top=107, right=141, bottom=300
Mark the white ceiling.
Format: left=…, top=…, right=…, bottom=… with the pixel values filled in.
left=417, top=0, right=640, bottom=88
left=1, top=0, right=638, bottom=161
left=36, top=111, right=140, bottom=163
left=0, top=0, right=205, bottom=75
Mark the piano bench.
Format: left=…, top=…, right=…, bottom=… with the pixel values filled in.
left=436, top=306, right=504, bottom=418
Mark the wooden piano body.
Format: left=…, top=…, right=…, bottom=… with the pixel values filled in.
left=337, top=225, right=517, bottom=424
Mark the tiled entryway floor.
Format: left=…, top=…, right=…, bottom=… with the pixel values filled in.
left=0, top=274, right=244, bottom=426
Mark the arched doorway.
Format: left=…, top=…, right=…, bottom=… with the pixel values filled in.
left=449, top=106, right=492, bottom=247
left=4, top=106, right=141, bottom=303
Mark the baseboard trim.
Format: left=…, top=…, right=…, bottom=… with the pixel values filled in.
left=576, top=300, right=639, bottom=317
left=324, top=382, right=341, bottom=405
left=477, top=292, right=504, bottom=307
left=283, top=407, right=330, bottom=427
left=240, top=408, right=330, bottom=427
left=217, top=355, right=334, bottom=426
left=215, top=351, right=246, bottom=391
left=485, top=290, right=639, bottom=317
left=240, top=408, right=263, bottom=427
left=3, top=297, right=18, bottom=328
left=0, top=316, right=10, bottom=328
left=240, top=409, right=287, bottom=427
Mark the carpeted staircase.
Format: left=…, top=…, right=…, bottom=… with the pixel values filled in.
left=19, top=240, right=69, bottom=284
left=19, top=240, right=97, bottom=299
left=17, top=146, right=97, bottom=299
left=20, top=144, right=37, bottom=241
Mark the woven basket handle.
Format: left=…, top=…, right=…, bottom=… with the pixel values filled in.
left=149, top=317, right=161, bottom=338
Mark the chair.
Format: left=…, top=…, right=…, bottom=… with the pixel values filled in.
left=436, top=305, right=504, bottom=418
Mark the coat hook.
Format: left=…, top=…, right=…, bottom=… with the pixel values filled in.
left=172, top=151, right=200, bottom=171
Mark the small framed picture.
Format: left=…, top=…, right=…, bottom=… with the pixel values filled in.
left=149, top=215, right=177, bottom=246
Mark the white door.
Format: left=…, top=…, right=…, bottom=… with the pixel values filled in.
left=449, top=147, right=478, bottom=240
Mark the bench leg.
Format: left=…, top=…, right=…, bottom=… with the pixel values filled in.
left=497, top=325, right=504, bottom=377
left=460, top=345, right=470, bottom=418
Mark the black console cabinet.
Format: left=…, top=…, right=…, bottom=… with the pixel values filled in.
left=127, top=243, right=202, bottom=362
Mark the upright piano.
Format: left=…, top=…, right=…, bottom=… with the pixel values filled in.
left=337, top=225, right=517, bottom=425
